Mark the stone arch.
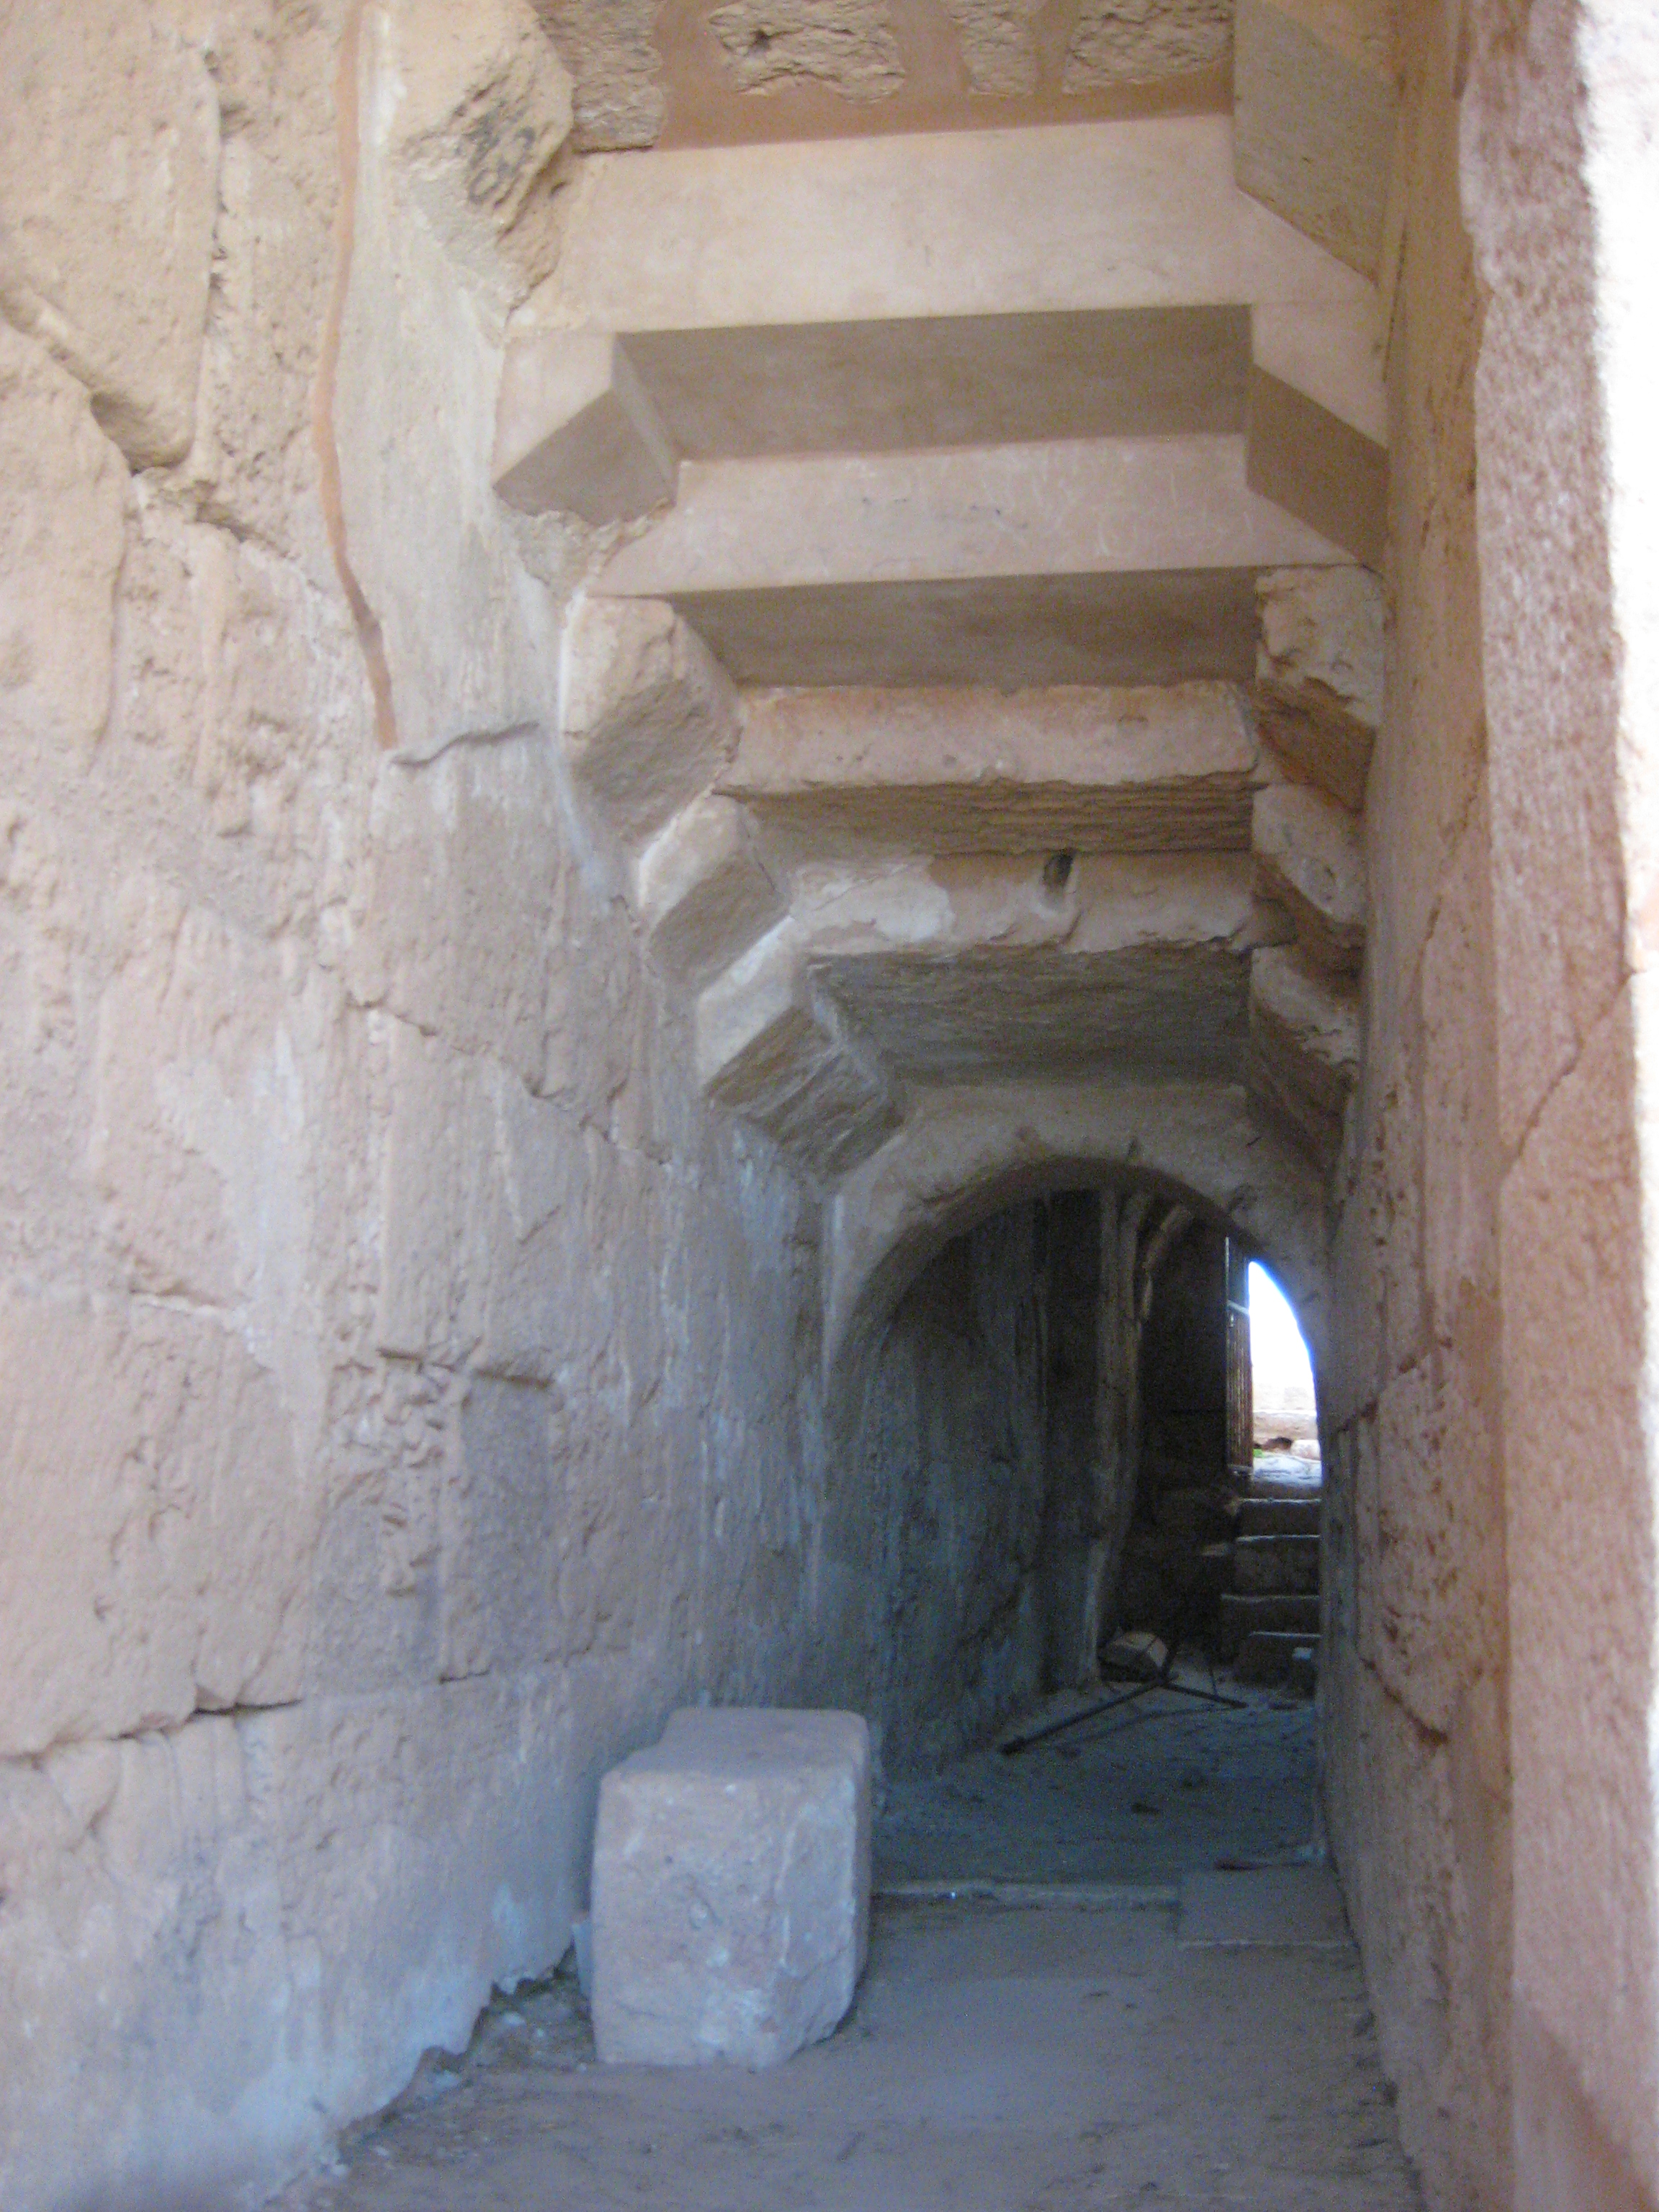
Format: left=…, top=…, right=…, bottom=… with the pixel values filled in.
left=823, top=1078, right=1329, bottom=1423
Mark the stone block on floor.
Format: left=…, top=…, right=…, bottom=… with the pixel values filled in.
left=591, top=1707, right=872, bottom=2070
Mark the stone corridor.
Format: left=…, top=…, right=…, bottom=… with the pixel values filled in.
left=279, top=1686, right=1420, bottom=2212
left=1, top=2, right=1655, bottom=2210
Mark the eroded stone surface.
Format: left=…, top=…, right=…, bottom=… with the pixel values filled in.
left=634, top=793, right=783, bottom=986
left=1253, top=781, right=1365, bottom=971
left=943, top=0, right=1046, bottom=94
left=0, top=0, right=219, bottom=466
left=1064, top=0, right=1233, bottom=87
left=707, top=1, right=904, bottom=102
left=1256, top=565, right=1382, bottom=809
left=536, top=0, right=665, bottom=150
left=727, top=682, right=1257, bottom=854
left=592, top=1708, right=871, bottom=2068
left=0, top=326, right=126, bottom=757
left=562, top=598, right=740, bottom=845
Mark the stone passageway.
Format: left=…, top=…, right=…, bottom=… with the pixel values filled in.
left=4, top=1, right=1655, bottom=2207
left=279, top=1683, right=1419, bottom=2211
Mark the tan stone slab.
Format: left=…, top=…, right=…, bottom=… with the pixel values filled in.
left=562, top=597, right=739, bottom=845
left=776, top=848, right=1259, bottom=1084
left=696, top=923, right=899, bottom=1180
left=493, top=332, right=677, bottom=525
left=816, top=943, right=1250, bottom=1085
left=726, top=683, right=1258, bottom=855
left=1177, top=1866, right=1351, bottom=1947
left=1252, top=300, right=1386, bottom=446
left=670, top=571, right=1267, bottom=690
left=1233, top=0, right=1397, bottom=279
left=634, top=793, right=785, bottom=987
left=591, top=1707, right=871, bottom=2069
left=601, top=437, right=1345, bottom=595
left=534, top=117, right=1374, bottom=331
left=1246, top=369, right=1388, bottom=569
left=620, top=305, right=1251, bottom=457
left=1253, top=782, right=1366, bottom=971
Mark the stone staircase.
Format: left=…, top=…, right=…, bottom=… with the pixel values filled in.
left=1217, top=1467, right=1323, bottom=1686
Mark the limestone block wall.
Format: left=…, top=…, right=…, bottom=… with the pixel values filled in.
left=827, top=1202, right=1056, bottom=1771
left=0, top=6, right=989, bottom=2204
left=1460, top=1, right=1659, bottom=2204
left=1316, top=1, right=1512, bottom=2206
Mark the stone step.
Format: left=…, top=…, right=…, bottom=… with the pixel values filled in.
left=1233, top=1496, right=1322, bottom=1537
left=1217, top=1591, right=1321, bottom=1657
left=1234, top=1532, right=1321, bottom=1595
left=498, top=117, right=1385, bottom=575
left=1254, top=566, right=1382, bottom=811
left=1236, top=1629, right=1320, bottom=1686
left=1238, top=1530, right=1327, bottom=1601
left=696, top=922, right=899, bottom=1182
left=724, top=681, right=1260, bottom=859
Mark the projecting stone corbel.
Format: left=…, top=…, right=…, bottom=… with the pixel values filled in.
left=493, top=329, right=678, bottom=526
left=1246, top=304, right=1388, bottom=569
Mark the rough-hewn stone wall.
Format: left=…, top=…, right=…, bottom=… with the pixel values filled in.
left=0, top=6, right=819, bottom=2204
left=1460, top=1, right=1659, bottom=2204
left=1318, top=0, right=1512, bottom=2205
left=829, top=1202, right=1057, bottom=1769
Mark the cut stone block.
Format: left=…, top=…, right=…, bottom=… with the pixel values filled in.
left=1217, top=1591, right=1321, bottom=1657
left=1232, top=1496, right=1322, bottom=1537
left=725, top=682, right=1258, bottom=855
left=697, top=925, right=899, bottom=1181
left=1236, top=1627, right=1315, bottom=1682
left=1249, top=943, right=1359, bottom=1168
left=634, top=793, right=783, bottom=987
left=539, top=116, right=1372, bottom=335
left=1233, top=0, right=1398, bottom=279
left=0, top=1, right=218, bottom=466
left=1255, top=565, right=1382, bottom=809
left=601, top=436, right=1344, bottom=601
left=562, top=597, right=739, bottom=845
left=1251, top=302, right=1385, bottom=448
left=1253, top=782, right=1365, bottom=974
left=591, top=1707, right=872, bottom=2069
left=1246, top=367, right=1388, bottom=570
left=493, top=331, right=678, bottom=525
left=1234, top=1532, right=1321, bottom=1594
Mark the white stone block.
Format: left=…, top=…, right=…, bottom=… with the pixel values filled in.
left=591, top=1707, right=872, bottom=2069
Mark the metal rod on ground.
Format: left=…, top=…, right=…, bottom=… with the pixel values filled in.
left=999, top=1682, right=1153, bottom=1755
left=1153, top=1676, right=1248, bottom=1711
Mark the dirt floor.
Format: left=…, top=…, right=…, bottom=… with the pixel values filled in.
left=878, top=1671, right=1321, bottom=1887
left=274, top=1678, right=1421, bottom=2211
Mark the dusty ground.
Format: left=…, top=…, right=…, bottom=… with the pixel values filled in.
left=275, top=1681, right=1420, bottom=2211
left=878, top=1672, right=1321, bottom=1887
